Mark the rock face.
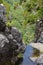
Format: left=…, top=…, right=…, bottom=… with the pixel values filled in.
left=34, top=19, right=43, bottom=43
left=0, top=4, right=6, bottom=32
left=37, top=32, right=43, bottom=43
left=0, top=4, right=25, bottom=65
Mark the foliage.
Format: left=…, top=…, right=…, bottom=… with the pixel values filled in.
left=0, top=0, right=3, bottom=3
left=2, top=0, right=43, bottom=44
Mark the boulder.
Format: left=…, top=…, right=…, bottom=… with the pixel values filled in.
left=0, top=4, right=25, bottom=65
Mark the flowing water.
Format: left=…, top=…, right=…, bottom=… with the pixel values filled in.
left=2, top=45, right=43, bottom=65
left=21, top=45, right=43, bottom=65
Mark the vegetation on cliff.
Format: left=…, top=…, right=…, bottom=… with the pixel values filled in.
left=0, top=0, right=43, bottom=44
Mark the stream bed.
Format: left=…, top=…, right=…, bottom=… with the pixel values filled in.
left=21, top=45, right=43, bottom=65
